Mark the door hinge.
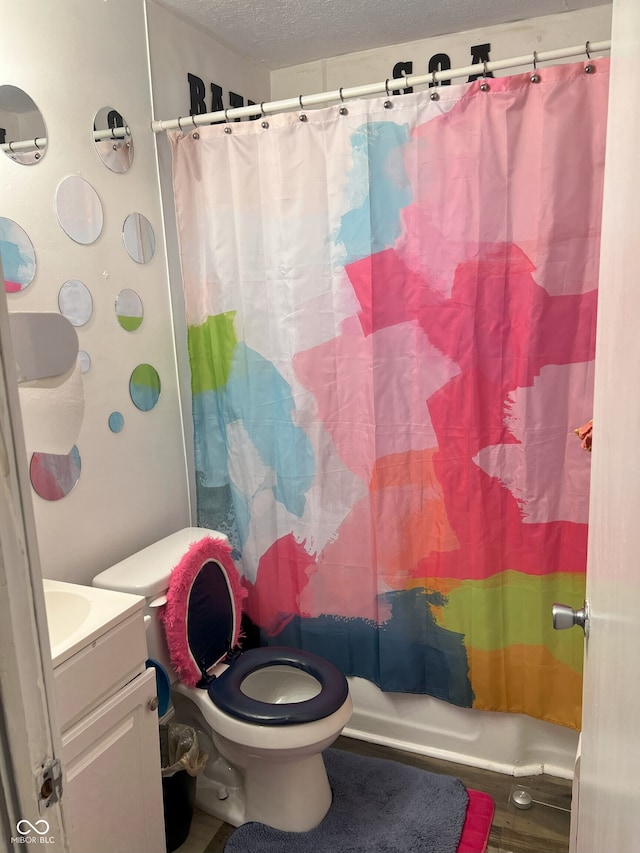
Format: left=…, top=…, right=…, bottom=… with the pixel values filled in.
left=37, top=758, right=63, bottom=812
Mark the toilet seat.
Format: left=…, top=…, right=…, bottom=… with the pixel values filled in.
left=162, top=536, right=349, bottom=726
left=207, top=646, right=349, bottom=726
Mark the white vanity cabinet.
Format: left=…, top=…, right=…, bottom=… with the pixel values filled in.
left=61, top=666, right=165, bottom=853
left=44, top=581, right=166, bottom=853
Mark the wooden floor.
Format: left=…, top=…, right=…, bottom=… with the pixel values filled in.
left=176, top=735, right=572, bottom=853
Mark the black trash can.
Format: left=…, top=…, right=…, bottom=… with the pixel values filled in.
left=159, top=724, right=206, bottom=852
left=162, top=768, right=197, bottom=852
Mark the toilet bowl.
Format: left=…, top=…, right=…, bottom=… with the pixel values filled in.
left=93, top=527, right=352, bottom=832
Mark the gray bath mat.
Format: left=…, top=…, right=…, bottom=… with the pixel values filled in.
left=223, top=747, right=469, bottom=853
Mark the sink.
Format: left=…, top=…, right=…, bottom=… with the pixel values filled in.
left=42, top=578, right=145, bottom=666
left=44, top=587, right=92, bottom=648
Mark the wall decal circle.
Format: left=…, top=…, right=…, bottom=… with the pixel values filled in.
left=55, top=175, right=104, bottom=245
left=58, top=279, right=93, bottom=327
left=93, top=106, right=134, bottom=174
left=78, top=351, right=91, bottom=373
left=0, top=217, right=36, bottom=293
left=115, top=288, right=143, bottom=331
left=108, top=411, right=124, bottom=433
left=0, top=85, right=48, bottom=166
left=123, top=212, right=155, bottom=263
left=129, top=364, right=161, bottom=411
left=30, top=445, right=81, bottom=501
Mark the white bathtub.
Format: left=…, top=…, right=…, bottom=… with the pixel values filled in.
left=342, top=676, right=579, bottom=779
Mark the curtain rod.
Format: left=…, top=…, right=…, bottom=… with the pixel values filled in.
left=152, top=39, right=611, bottom=133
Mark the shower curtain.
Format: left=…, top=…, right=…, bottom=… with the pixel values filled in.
left=170, top=58, right=609, bottom=730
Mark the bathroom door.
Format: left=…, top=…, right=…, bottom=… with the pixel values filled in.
left=572, top=1, right=640, bottom=850
left=0, top=278, right=70, bottom=850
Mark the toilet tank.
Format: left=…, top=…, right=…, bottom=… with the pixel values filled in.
left=92, top=527, right=228, bottom=683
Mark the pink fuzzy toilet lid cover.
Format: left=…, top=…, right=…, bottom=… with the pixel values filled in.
left=160, top=536, right=247, bottom=687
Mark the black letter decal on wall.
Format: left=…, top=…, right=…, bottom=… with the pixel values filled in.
left=211, top=83, right=224, bottom=114
left=0, top=128, right=6, bottom=144
left=229, top=91, right=244, bottom=121
left=428, top=53, right=452, bottom=87
left=392, top=61, right=413, bottom=95
left=210, top=83, right=224, bottom=122
left=467, top=43, right=493, bottom=82
left=188, top=73, right=207, bottom=116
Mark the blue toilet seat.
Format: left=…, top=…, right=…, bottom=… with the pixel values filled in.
left=179, top=551, right=349, bottom=727
left=206, top=646, right=349, bottom=726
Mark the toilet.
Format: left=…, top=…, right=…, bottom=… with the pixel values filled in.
left=92, top=527, right=352, bottom=832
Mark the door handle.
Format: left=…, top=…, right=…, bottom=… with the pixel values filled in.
left=552, top=601, right=590, bottom=637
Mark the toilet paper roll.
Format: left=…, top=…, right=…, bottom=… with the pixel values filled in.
left=18, top=358, right=85, bottom=455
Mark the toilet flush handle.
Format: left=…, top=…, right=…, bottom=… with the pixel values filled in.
left=145, top=595, right=166, bottom=631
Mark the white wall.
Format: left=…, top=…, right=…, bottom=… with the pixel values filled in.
left=271, top=5, right=612, bottom=98
left=2, top=0, right=191, bottom=584
left=146, top=1, right=270, bottom=123
left=1, top=0, right=272, bottom=585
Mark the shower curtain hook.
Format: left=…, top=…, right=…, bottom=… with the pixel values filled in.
left=480, top=61, right=490, bottom=92
left=531, top=51, right=540, bottom=83
left=430, top=70, right=440, bottom=100
left=299, top=95, right=304, bottom=109
left=191, top=114, right=198, bottom=128
left=584, top=42, right=596, bottom=74
left=177, top=116, right=185, bottom=132
left=339, top=87, right=348, bottom=115
left=260, top=103, right=269, bottom=129
left=584, top=40, right=595, bottom=73
left=384, top=78, right=393, bottom=108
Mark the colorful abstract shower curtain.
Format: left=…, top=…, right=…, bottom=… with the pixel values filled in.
left=170, top=58, right=609, bottom=730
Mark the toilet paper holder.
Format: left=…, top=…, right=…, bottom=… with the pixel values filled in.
left=9, top=312, right=85, bottom=457
left=10, top=312, right=79, bottom=383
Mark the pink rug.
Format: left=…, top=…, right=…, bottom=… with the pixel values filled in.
left=457, top=789, right=495, bottom=853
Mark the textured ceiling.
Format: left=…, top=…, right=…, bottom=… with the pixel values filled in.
left=154, top=0, right=607, bottom=69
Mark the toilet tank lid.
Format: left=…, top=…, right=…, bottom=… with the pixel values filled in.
left=92, top=527, right=229, bottom=598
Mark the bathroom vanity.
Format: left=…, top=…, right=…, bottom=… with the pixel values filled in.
left=43, top=579, right=166, bottom=853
